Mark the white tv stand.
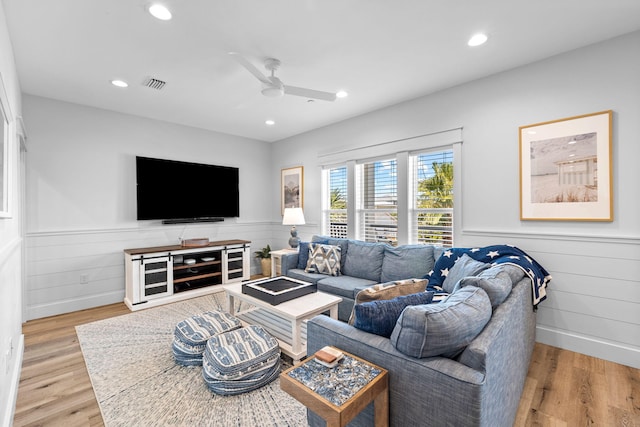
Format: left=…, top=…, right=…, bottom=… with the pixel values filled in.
left=124, top=239, right=250, bottom=311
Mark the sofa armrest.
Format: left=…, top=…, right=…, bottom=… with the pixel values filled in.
left=280, top=252, right=299, bottom=276
left=307, top=315, right=486, bottom=426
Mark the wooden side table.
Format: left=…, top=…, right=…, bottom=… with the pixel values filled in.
left=270, top=248, right=297, bottom=277
left=280, top=348, right=389, bottom=427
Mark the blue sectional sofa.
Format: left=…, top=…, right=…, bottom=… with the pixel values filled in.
left=282, top=236, right=539, bottom=427
left=281, top=235, right=443, bottom=322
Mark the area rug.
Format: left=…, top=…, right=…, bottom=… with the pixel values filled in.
left=76, top=293, right=307, bottom=427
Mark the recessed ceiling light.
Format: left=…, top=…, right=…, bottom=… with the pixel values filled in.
left=111, top=79, right=128, bottom=88
left=336, top=90, right=348, bottom=98
left=148, top=4, right=172, bottom=20
left=468, top=33, right=488, bottom=47
left=265, top=120, right=275, bottom=126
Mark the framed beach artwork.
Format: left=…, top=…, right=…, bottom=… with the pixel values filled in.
left=0, top=73, right=12, bottom=218
left=519, top=110, right=613, bottom=221
left=281, top=166, right=303, bottom=215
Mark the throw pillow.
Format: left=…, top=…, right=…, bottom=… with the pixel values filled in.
left=353, top=291, right=435, bottom=338
left=305, top=243, right=341, bottom=276
left=458, top=265, right=512, bottom=309
left=390, top=286, right=492, bottom=358
left=298, top=239, right=329, bottom=269
left=348, top=278, right=428, bottom=325
left=441, top=253, right=490, bottom=293
left=380, top=245, right=435, bottom=283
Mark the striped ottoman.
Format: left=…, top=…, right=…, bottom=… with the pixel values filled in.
left=172, top=311, right=242, bottom=366
left=202, top=324, right=281, bottom=395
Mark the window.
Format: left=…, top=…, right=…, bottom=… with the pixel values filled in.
left=320, top=128, right=460, bottom=247
left=323, top=166, right=348, bottom=238
left=411, top=150, right=454, bottom=246
left=357, top=158, right=397, bottom=244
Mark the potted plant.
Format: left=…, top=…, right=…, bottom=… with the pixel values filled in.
left=255, top=244, right=272, bottom=277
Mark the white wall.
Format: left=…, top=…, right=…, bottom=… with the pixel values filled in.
left=0, top=2, right=24, bottom=426
left=18, top=26, right=640, bottom=371
left=272, top=31, right=640, bottom=368
left=23, top=95, right=276, bottom=319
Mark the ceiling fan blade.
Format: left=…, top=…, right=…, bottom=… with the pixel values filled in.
left=284, top=85, right=337, bottom=102
left=228, top=52, right=270, bottom=85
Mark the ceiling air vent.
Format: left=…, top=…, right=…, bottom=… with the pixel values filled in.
left=143, top=77, right=166, bottom=90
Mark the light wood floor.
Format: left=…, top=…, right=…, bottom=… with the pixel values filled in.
left=13, top=302, right=640, bottom=427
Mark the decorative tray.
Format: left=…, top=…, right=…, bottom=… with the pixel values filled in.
left=242, top=277, right=316, bottom=305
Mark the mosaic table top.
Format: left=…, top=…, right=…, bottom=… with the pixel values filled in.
left=287, top=353, right=382, bottom=406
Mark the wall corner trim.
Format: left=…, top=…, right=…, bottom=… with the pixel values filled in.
left=1, top=334, right=24, bottom=427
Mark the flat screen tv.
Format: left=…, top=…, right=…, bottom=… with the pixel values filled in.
left=136, top=156, right=239, bottom=222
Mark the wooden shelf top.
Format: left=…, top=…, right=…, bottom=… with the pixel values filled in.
left=124, top=239, right=250, bottom=255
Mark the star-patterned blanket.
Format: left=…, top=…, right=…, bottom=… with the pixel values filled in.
left=426, top=245, right=551, bottom=307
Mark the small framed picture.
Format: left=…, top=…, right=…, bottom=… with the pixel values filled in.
left=281, top=166, right=303, bottom=215
left=519, top=110, right=613, bottom=221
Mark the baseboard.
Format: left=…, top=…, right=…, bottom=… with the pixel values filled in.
left=536, top=325, right=640, bottom=369
left=2, top=334, right=24, bottom=427
left=26, top=292, right=124, bottom=321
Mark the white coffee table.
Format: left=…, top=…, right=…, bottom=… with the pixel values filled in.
left=223, top=280, right=342, bottom=364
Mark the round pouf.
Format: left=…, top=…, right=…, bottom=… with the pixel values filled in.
left=172, top=311, right=242, bottom=366
left=202, top=324, right=281, bottom=395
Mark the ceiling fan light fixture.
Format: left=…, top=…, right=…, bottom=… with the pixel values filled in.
left=336, top=90, right=348, bottom=98
left=262, top=77, right=284, bottom=97
left=261, top=85, right=284, bottom=97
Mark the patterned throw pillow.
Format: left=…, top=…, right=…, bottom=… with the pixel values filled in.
left=297, top=239, right=329, bottom=270
left=305, top=243, right=341, bottom=276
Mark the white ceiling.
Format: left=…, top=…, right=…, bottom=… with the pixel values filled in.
left=4, top=0, right=640, bottom=142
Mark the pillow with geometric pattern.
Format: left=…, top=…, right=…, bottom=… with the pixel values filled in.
left=305, top=243, right=341, bottom=276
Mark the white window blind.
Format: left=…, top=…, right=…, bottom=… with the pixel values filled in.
left=411, top=150, right=454, bottom=246
left=357, top=158, right=398, bottom=244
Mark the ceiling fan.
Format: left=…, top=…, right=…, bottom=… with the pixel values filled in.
left=229, top=52, right=337, bottom=102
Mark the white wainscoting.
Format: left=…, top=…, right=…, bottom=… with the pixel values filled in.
left=25, top=225, right=640, bottom=369
left=460, top=230, right=640, bottom=369
left=25, top=221, right=275, bottom=320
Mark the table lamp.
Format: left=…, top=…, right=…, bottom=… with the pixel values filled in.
left=283, top=207, right=305, bottom=248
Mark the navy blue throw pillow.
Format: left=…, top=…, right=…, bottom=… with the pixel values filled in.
left=353, top=291, right=435, bottom=338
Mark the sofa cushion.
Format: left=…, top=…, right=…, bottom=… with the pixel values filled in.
left=342, top=240, right=386, bottom=282
left=353, top=291, right=435, bottom=337
left=305, top=243, right=341, bottom=276
left=348, top=278, right=427, bottom=324
left=317, top=275, right=378, bottom=299
left=458, top=265, right=512, bottom=309
left=442, top=253, right=490, bottom=293
left=286, top=268, right=327, bottom=285
left=381, top=244, right=435, bottom=283
left=390, top=286, right=492, bottom=358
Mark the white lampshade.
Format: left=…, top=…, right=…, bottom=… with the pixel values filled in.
left=283, top=208, right=305, bottom=248
left=282, top=208, right=306, bottom=225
